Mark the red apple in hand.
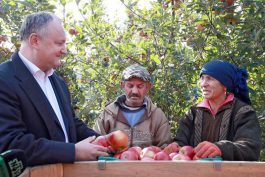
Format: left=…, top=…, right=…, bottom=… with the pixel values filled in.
left=107, top=130, right=129, bottom=151
left=179, top=146, right=195, bottom=159
left=163, top=142, right=180, bottom=154
left=154, top=151, right=171, bottom=160
left=91, top=135, right=109, bottom=147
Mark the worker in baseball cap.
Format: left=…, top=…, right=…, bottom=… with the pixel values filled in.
left=93, top=63, right=172, bottom=149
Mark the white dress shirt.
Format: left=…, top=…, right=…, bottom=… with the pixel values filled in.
left=18, top=52, right=69, bottom=142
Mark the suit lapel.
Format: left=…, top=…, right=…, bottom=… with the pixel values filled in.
left=49, top=75, right=77, bottom=142
left=12, top=52, right=65, bottom=140
left=49, top=75, right=71, bottom=136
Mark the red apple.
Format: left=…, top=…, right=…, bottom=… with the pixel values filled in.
left=148, top=146, right=161, bottom=153
left=172, top=153, right=191, bottom=161
left=141, top=157, right=154, bottom=161
left=140, top=147, right=156, bottom=159
left=196, top=24, right=204, bottom=31
left=126, top=147, right=141, bottom=160
left=106, top=130, right=129, bottom=151
left=120, top=150, right=139, bottom=160
left=163, top=142, right=180, bottom=155
left=113, top=152, right=122, bottom=159
left=227, top=0, right=234, bottom=6
left=154, top=151, right=171, bottom=160
left=222, top=0, right=234, bottom=6
left=162, top=3, right=168, bottom=10
left=128, top=12, right=134, bottom=18
left=0, top=35, right=8, bottom=42
left=139, top=30, right=148, bottom=38
left=179, top=146, right=195, bottom=159
left=68, top=27, right=78, bottom=35
left=129, top=146, right=142, bottom=155
left=169, top=152, right=179, bottom=160
left=91, top=135, right=109, bottom=147
left=192, top=155, right=200, bottom=160
left=127, top=147, right=141, bottom=159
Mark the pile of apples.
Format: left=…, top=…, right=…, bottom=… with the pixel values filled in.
left=114, top=142, right=196, bottom=161
left=92, top=130, right=197, bottom=161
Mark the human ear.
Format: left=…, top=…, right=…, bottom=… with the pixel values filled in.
left=120, top=81, right=125, bottom=89
left=28, top=33, right=40, bottom=48
left=147, top=82, right=152, bottom=91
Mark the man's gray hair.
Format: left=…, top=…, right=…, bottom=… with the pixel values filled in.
left=19, top=11, right=61, bottom=41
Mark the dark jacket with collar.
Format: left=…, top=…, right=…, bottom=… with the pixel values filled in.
left=0, top=52, right=99, bottom=166
left=174, top=98, right=261, bottom=161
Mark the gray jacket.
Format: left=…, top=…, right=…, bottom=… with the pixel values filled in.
left=93, top=96, right=172, bottom=148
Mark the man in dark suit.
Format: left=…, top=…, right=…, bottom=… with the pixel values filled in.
left=0, top=11, right=109, bottom=166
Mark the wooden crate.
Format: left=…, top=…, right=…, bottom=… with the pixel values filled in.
left=19, top=161, right=265, bottom=177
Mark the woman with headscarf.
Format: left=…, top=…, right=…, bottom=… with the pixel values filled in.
left=174, top=59, right=261, bottom=161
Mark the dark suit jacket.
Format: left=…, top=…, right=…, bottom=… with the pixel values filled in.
left=0, top=52, right=99, bottom=166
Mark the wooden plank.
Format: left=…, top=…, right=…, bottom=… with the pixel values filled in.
left=63, top=161, right=265, bottom=177
left=18, top=168, right=30, bottom=177
left=29, top=163, right=63, bottom=177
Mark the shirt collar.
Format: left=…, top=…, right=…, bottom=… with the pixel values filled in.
left=18, top=51, right=54, bottom=77
left=197, top=93, right=234, bottom=115
left=115, top=95, right=148, bottom=110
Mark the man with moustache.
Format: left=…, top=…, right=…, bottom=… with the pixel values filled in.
left=93, top=64, right=172, bottom=148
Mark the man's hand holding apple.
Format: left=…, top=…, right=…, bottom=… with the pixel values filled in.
left=75, top=136, right=109, bottom=161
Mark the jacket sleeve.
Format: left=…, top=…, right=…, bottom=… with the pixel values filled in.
left=153, top=109, right=172, bottom=148
left=215, top=105, right=261, bottom=161
left=174, top=108, right=195, bottom=147
left=93, top=110, right=109, bottom=135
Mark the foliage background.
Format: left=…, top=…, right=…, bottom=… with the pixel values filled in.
left=0, top=0, right=264, bottom=160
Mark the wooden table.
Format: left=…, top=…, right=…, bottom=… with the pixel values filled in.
left=19, top=161, right=265, bottom=177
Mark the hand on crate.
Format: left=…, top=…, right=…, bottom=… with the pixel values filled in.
left=194, top=141, right=222, bottom=158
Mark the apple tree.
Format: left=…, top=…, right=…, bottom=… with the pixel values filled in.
left=0, top=0, right=56, bottom=62
left=0, top=0, right=264, bottom=160
left=59, top=0, right=264, bottom=127
left=59, top=0, right=265, bottom=159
